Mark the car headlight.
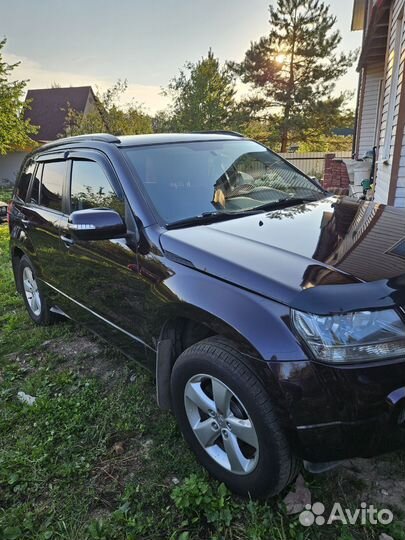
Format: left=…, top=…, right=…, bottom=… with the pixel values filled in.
left=291, top=308, right=405, bottom=363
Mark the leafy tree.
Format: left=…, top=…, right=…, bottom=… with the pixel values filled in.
left=298, top=134, right=353, bottom=152
left=62, top=80, right=152, bottom=137
left=230, top=0, right=357, bottom=151
left=298, top=102, right=355, bottom=151
left=163, top=49, right=237, bottom=131
left=152, top=109, right=175, bottom=133
left=0, top=38, right=38, bottom=154
left=229, top=98, right=281, bottom=147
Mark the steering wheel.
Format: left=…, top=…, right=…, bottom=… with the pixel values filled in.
left=227, top=183, right=255, bottom=198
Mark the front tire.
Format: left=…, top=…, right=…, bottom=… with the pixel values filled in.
left=18, top=255, right=55, bottom=325
left=171, top=336, right=299, bottom=498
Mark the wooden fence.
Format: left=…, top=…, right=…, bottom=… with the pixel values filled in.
left=279, top=151, right=352, bottom=179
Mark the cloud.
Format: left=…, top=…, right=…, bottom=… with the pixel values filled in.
left=5, top=52, right=170, bottom=114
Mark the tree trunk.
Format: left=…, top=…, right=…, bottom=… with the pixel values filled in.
left=280, top=35, right=294, bottom=153
left=280, top=104, right=290, bottom=152
left=280, top=7, right=297, bottom=154
left=280, top=127, right=288, bottom=152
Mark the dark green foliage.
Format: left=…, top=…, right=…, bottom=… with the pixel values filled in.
left=0, top=39, right=38, bottom=154
left=62, top=80, right=153, bottom=137
left=229, top=0, right=358, bottom=151
left=161, top=49, right=237, bottom=132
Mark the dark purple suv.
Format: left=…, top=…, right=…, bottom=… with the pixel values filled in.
left=8, top=131, right=405, bottom=497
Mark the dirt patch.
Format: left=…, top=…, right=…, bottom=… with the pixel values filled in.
left=87, top=506, right=111, bottom=523
left=4, top=336, right=135, bottom=387
left=42, top=336, right=134, bottom=385
left=42, top=336, right=103, bottom=359
left=90, top=435, right=153, bottom=510
left=338, top=454, right=405, bottom=512
left=322, top=451, right=405, bottom=517
left=3, top=350, right=38, bottom=377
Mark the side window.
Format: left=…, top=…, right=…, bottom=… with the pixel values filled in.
left=16, top=160, right=35, bottom=202
left=29, top=163, right=42, bottom=205
left=70, top=160, right=123, bottom=215
left=40, top=161, right=66, bottom=212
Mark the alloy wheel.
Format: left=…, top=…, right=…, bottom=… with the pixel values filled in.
left=184, top=374, right=259, bottom=475
left=22, top=266, right=42, bottom=317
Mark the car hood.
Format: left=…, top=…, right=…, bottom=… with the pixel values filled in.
left=160, top=196, right=405, bottom=314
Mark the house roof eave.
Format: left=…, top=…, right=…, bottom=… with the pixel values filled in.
left=352, top=0, right=367, bottom=30
left=356, top=0, right=391, bottom=71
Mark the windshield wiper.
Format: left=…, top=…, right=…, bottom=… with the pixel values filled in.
left=166, top=209, right=261, bottom=230
left=253, top=196, right=320, bottom=212
left=166, top=197, right=320, bottom=229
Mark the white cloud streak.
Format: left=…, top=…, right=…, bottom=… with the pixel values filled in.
left=5, top=53, right=170, bottom=114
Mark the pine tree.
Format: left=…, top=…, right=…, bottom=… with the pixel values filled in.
left=230, top=0, right=356, bottom=151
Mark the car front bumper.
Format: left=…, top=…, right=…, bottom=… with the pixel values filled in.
left=268, top=357, right=405, bottom=462
left=297, top=408, right=405, bottom=462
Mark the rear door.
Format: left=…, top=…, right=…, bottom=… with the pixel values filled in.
left=20, top=155, right=68, bottom=290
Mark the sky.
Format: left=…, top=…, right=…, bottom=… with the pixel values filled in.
left=2, top=0, right=362, bottom=114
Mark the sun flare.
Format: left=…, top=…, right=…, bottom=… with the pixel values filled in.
left=275, top=53, right=287, bottom=64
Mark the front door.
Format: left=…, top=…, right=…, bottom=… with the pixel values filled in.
left=57, top=151, right=152, bottom=365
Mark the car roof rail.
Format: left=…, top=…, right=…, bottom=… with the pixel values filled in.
left=38, top=133, right=121, bottom=151
left=191, top=130, right=245, bottom=138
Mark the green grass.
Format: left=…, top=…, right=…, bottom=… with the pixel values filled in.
left=0, top=187, right=13, bottom=202
left=0, top=223, right=404, bottom=540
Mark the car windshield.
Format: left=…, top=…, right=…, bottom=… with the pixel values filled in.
left=122, top=139, right=325, bottom=224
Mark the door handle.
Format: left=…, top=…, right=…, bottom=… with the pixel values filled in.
left=21, top=219, right=31, bottom=228
left=60, top=234, right=75, bottom=247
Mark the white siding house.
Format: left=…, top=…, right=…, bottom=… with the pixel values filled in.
left=353, top=0, right=405, bottom=207
left=356, top=64, right=385, bottom=157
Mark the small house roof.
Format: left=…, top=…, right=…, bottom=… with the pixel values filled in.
left=24, top=86, right=95, bottom=142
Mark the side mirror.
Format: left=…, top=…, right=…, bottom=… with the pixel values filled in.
left=68, top=208, right=127, bottom=241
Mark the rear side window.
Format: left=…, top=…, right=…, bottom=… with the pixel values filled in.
left=40, top=161, right=66, bottom=212
left=29, top=163, right=42, bottom=205
left=70, top=160, right=123, bottom=214
left=16, top=160, right=35, bottom=202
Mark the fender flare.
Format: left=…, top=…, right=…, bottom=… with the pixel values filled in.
left=153, top=268, right=307, bottom=410
left=153, top=268, right=306, bottom=361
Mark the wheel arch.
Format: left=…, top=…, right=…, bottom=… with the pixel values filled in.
left=155, top=310, right=263, bottom=410
left=11, top=246, right=25, bottom=292
left=154, top=286, right=304, bottom=414
left=10, top=228, right=37, bottom=289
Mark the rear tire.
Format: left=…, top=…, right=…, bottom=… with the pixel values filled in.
left=171, top=336, right=299, bottom=498
left=18, top=255, right=55, bottom=326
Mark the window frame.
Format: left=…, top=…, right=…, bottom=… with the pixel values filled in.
left=26, top=151, right=69, bottom=214
left=26, top=162, right=42, bottom=206
left=15, top=157, right=36, bottom=203
left=66, top=150, right=124, bottom=215
left=38, top=159, right=69, bottom=213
